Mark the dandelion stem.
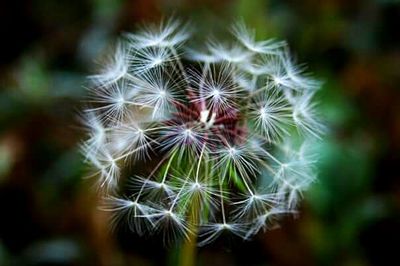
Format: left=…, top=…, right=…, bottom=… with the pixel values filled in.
left=169, top=47, right=189, bottom=85
left=199, top=62, right=210, bottom=110
left=219, top=179, right=227, bottom=224
left=195, top=144, right=206, bottom=183
left=113, top=139, right=158, bottom=161
left=134, top=155, right=170, bottom=203
left=161, top=149, right=178, bottom=184
left=178, top=205, right=198, bottom=266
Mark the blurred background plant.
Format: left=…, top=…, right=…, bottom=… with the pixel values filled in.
left=0, top=0, right=399, bottom=265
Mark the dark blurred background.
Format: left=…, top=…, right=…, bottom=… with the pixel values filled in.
left=0, top=0, right=399, bottom=265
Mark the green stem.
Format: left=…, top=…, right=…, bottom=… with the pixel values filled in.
left=178, top=208, right=198, bottom=266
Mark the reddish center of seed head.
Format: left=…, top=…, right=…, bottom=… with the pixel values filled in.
left=167, top=90, right=248, bottom=149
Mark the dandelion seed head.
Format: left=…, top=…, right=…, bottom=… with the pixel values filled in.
left=82, top=18, right=324, bottom=245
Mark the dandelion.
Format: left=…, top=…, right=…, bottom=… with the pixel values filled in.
left=81, top=19, right=324, bottom=246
